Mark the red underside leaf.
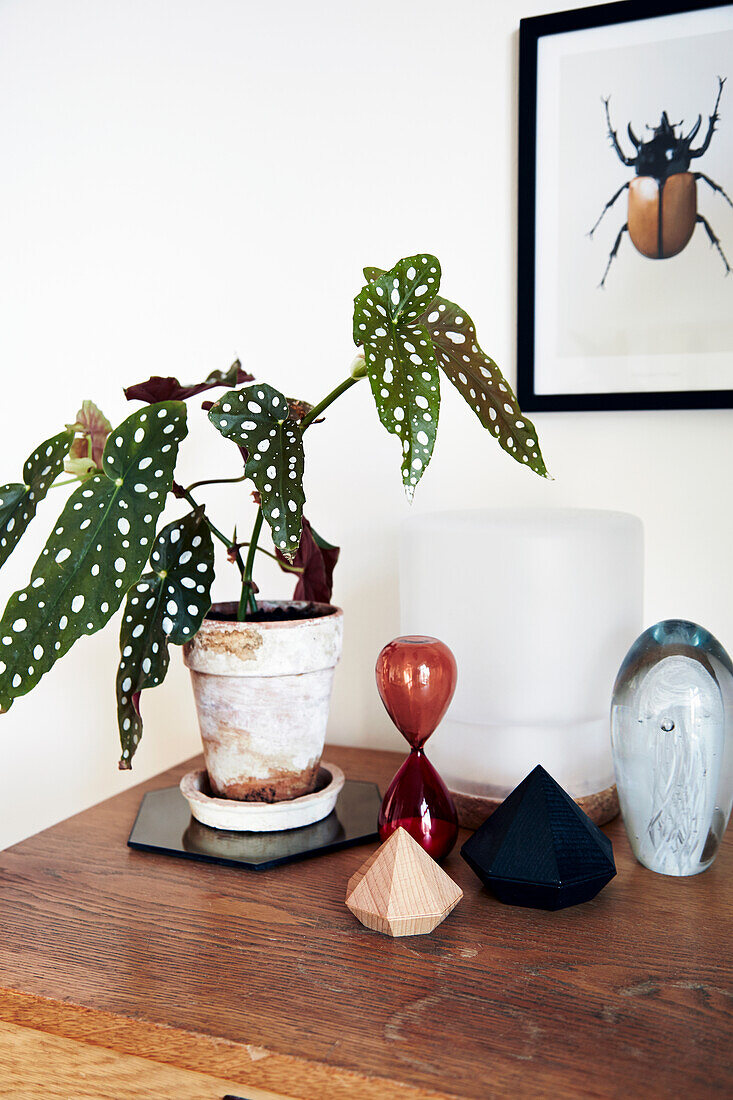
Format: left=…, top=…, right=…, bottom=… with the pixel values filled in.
left=124, top=361, right=254, bottom=404
left=275, top=518, right=339, bottom=603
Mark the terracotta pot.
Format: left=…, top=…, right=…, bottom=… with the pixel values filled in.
left=182, top=601, right=343, bottom=802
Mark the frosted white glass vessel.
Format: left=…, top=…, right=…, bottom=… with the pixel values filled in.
left=399, top=509, right=643, bottom=821
left=611, top=620, right=733, bottom=876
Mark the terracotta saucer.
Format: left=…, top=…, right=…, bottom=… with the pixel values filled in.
left=179, top=762, right=345, bottom=833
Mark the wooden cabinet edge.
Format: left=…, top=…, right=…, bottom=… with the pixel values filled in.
left=0, top=1020, right=290, bottom=1100
left=0, top=989, right=454, bottom=1100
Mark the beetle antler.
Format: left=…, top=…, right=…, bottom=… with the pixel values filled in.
left=627, top=122, right=640, bottom=148
left=684, top=115, right=702, bottom=143
left=690, top=76, right=726, bottom=158
left=603, top=96, right=636, bottom=166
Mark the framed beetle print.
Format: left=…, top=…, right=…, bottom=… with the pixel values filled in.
left=517, top=0, right=733, bottom=411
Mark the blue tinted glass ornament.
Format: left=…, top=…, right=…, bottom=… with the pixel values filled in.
left=611, top=619, right=733, bottom=876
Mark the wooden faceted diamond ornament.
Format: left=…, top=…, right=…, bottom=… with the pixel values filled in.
left=345, top=827, right=463, bottom=937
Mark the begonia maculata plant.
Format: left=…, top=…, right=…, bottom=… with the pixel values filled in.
left=0, top=255, right=547, bottom=767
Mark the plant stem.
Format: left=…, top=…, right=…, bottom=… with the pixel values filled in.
left=49, top=478, right=81, bottom=489
left=179, top=486, right=245, bottom=577
left=184, top=473, right=247, bottom=493
left=237, top=542, right=304, bottom=573
left=238, top=506, right=264, bottom=620
left=300, top=373, right=362, bottom=430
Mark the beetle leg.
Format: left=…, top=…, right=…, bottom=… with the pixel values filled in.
left=696, top=214, right=731, bottom=275
left=599, top=222, right=628, bottom=289
left=588, top=181, right=630, bottom=237
left=602, top=97, right=636, bottom=166
left=694, top=172, right=733, bottom=209
left=690, top=76, right=726, bottom=159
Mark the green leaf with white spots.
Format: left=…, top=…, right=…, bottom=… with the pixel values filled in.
left=421, top=296, right=549, bottom=478
left=0, top=402, right=187, bottom=712
left=117, top=509, right=214, bottom=769
left=362, top=265, right=549, bottom=479
left=208, top=383, right=305, bottom=559
left=0, top=431, right=73, bottom=569
left=353, top=255, right=442, bottom=500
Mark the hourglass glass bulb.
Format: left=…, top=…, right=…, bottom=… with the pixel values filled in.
left=376, top=636, right=459, bottom=860
left=375, top=636, right=457, bottom=749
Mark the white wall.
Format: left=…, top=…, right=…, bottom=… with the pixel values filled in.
left=0, top=0, right=731, bottom=849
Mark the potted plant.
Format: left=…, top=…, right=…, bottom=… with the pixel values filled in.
left=0, top=254, right=547, bottom=802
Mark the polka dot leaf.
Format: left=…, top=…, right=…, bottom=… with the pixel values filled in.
left=0, top=402, right=187, bottom=712
left=362, top=266, right=548, bottom=478
left=208, top=383, right=305, bottom=561
left=0, top=430, right=73, bottom=570
left=117, top=508, right=214, bottom=769
left=353, top=255, right=442, bottom=500
left=422, top=295, right=548, bottom=478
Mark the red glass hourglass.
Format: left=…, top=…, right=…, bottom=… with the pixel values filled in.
left=376, top=636, right=459, bottom=861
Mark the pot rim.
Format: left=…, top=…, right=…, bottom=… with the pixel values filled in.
left=180, top=763, right=346, bottom=817
left=201, top=599, right=343, bottom=632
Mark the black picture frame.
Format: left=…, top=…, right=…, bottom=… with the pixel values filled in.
left=517, top=0, right=733, bottom=411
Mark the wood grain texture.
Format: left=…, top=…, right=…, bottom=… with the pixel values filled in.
left=0, top=744, right=731, bottom=1099
left=0, top=1020, right=290, bottom=1100
left=346, top=828, right=463, bottom=937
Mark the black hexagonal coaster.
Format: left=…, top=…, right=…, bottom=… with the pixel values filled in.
left=460, top=765, right=616, bottom=910
left=128, top=779, right=380, bottom=871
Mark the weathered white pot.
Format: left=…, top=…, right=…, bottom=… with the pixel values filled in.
left=182, top=601, right=343, bottom=802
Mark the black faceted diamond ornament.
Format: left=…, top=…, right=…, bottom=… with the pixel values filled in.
left=460, top=765, right=616, bottom=910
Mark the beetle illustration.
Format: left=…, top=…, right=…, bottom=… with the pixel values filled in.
left=589, top=77, right=732, bottom=287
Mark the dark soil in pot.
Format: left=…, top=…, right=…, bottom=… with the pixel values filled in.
left=206, top=601, right=337, bottom=623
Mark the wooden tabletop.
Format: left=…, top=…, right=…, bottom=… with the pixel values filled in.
left=0, top=744, right=730, bottom=1099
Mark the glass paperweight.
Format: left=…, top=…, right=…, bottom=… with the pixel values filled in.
left=611, top=619, right=733, bottom=876
left=376, top=636, right=459, bottom=861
